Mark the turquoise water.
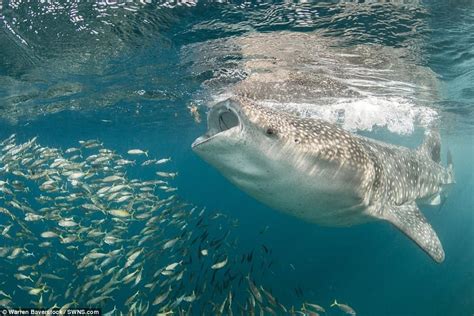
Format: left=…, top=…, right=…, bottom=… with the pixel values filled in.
left=1, top=1, right=473, bottom=315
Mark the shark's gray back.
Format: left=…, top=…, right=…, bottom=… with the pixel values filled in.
left=240, top=98, right=451, bottom=206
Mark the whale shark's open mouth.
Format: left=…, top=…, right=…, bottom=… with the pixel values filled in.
left=191, top=102, right=241, bottom=148
left=217, top=110, right=239, bottom=132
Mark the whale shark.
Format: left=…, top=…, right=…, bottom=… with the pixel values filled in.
left=192, top=97, right=455, bottom=263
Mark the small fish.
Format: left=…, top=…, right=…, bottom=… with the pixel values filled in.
left=183, top=291, right=196, bottom=303
left=211, top=257, right=228, bottom=270
left=122, top=269, right=140, bottom=283
left=60, top=235, right=77, bottom=244
left=141, top=159, right=157, bottom=166
left=260, top=286, right=277, bottom=306
left=0, top=298, right=12, bottom=306
left=41, top=273, right=64, bottom=280
left=305, top=303, right=326, bottom=313
left=108, top=184, right=129, bottom=193
left=82, top=203, right=102, bottom=212
left=14, top=273, right=34, bottom=282
left=133, top=269, right=143, bottom=287
left=28, top=285, right=47, bottom=296
left=102, top=175, right=124, bottom=183
left=65, top=147, right=80, bottom=154
left=115, top=195, right=132, bottom=203
left=161, top=270, right=174, bottom=276
left=41, top=231, right=59, bottom=238
left=58, top=219, right=78, bottom=227
left=18, top=265, right=33, bottom=272
left=187, top=104, right=201, bottom=123
left=108, top=209, right=131, bottom=218
left=152, top=288, right=170, bottom=305
left=156, top=171, right=178, bottom=178
left=104, top=236, right=122, bottom=245
left=38, top=256, right=48, bottom=265
left=25, top=213, right=44, bottom=221
left=87, top=252, right=109, bottom=260
left=125, top=249, right=142, bottom=268
left=125, top=291, right=140, bottom=306
left=116, top=159, right=135, bottom=165
left=155, top=157, right=171, bottom=164
left=2, top=224, right=13, bottom=236
left=127, top=149, right=148, bottom=156
left=68, top=172, right=85, bottom=180
left=247, top=277, right=263, bottom=303
left=103, top=306, right=117, bottom=316
left=331, top=300, right=356, bottom=315
left=165, top=261, right=182, bottom=271
left=87, top=295, right=112, bottom=305
left=57, top=253, right=71, bottom=262
left=163, top=237, right=179, bottom=250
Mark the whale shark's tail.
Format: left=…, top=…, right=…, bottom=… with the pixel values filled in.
left=419, top=130, right=455, bottom=185
left=418, top=130, right=441, bottom=163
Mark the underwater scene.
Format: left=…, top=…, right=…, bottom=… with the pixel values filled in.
left=0, top=0, right=473, bottom=315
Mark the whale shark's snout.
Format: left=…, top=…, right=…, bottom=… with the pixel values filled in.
left=191, top=99, right=242, bottom=150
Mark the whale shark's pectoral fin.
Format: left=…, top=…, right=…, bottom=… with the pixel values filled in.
left=381, top=202, right=445, bottom=263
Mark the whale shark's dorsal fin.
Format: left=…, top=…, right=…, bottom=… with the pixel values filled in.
left=381, top=202, right=445, bottom=263
left=419, top=130, right=441, bottom=163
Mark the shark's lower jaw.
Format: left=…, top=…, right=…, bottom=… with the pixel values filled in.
left=191, top=101, right=241, bottom=149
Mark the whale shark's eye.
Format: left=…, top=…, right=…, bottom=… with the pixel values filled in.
left=266, top=128, right=276, bottom=136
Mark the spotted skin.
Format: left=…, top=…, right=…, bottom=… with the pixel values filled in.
left=192, top=97, right=454, bottom=263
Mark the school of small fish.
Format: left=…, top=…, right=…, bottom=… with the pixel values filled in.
left=0, top=134, right=357, bottom=315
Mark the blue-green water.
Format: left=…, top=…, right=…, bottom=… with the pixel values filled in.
left=1, top=1, right=473, bottom=315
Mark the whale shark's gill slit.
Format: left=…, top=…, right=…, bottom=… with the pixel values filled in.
left=218, top=110, right=239, bottom=132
